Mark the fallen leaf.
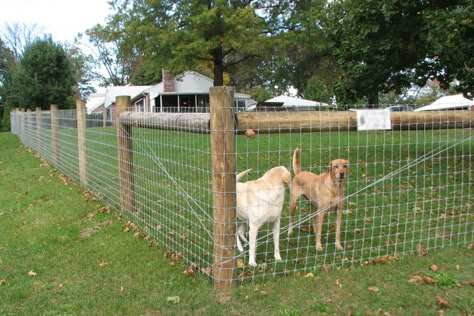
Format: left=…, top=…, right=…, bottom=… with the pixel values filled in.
left=368, top=286, right=379, bottom=292
left=236, top=258, right=244, bottom=269
left=99, top=261, right=108, bottom=267
left=0, top=279, right=6, bottom=286
left=408, top=276, right=424, bottom=284
left=27, top=270, right=36, bottom=277
left=120, top=285, right=125, bottom=294
left=436, top=296, right=450, bottom=308
left=423, top=276, right=437, bottom=284
left=304, top=272, right=314, bottom=278
left=456, top=265, right=460, bottom=272
left=417, top=244, right=428, bottom=256
left=430, top=264, right=439, bottom=272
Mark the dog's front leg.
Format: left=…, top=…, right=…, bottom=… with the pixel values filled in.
left=272, top=219, right=282, bottom=262
left=335, top=204, right=344, bottom=251
left=248, top=223, right=259, bottom=267
left=313, top=211, right=325, bottom=251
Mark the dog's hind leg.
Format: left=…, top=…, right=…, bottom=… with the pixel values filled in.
left=236, top=223, right=248, bottom=253
left=248, top=223, right=260, bottom=267
left=272, top=219, right=282, bottom=262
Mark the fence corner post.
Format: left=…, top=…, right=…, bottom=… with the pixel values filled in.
left=116, top=95, right=135, bottom=214
left=209, top=86, right=236, bottom=290
left=76, top=100, right=87, bottom=186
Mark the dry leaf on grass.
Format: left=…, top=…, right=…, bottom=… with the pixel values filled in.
left=0, top=279, right=6, bottom=286
left=27, top=270, right=36, bottom=277
left=436, top=296, right=450, bottom=308
left=430, top=264, right=439, bottom=272
left=368, top=286, right=379, bottom=292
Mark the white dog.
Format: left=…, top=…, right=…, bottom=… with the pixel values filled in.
left=236, top=166, right=291, bottom=267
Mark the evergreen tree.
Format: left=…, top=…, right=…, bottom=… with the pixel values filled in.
left=7, top=37, right=76, bottom=110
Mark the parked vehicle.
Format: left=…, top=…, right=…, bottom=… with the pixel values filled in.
left=386, top=105, right=414, bottom=112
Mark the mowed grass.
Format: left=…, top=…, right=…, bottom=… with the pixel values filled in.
left=1, top=132, right=473, bottom=315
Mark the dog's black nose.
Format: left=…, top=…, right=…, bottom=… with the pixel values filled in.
left=339, top=173, right=345, bottom=178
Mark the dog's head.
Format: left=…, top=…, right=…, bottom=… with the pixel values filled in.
left=328, top=159, right=349, bottom=183
left=268, top=166, right=291, bottom=186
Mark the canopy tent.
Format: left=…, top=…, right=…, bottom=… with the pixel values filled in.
left=414, top=94, right=474, bottom=112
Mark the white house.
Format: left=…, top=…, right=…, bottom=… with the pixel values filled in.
left=86, top=70, right=256, bottom=115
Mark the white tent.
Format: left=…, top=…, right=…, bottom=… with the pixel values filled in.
left=414, top=94, right=474, bottom=112
left=264, top=95, right=329, bottom=109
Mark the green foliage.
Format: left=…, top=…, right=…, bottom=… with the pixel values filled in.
left=426, top=272, right=459, bottom=289
left=325, top=0, right=474, bottom=104
left=104, top=0, right=269, bottom=87
left=6, top=37, right=76, bottom=109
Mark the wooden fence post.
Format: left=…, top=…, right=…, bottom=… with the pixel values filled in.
left=210, top=86, right=236, bottom=290
left=19, top=108, right=25, bottom=140
left=116, top=96, right=135, bottom=213
left=36, top=107, right=42, bottom=153
left=50, top=104, right=59, bottom=166
left=77, top=100, right=87, bottom=186
left=102, top=110, right=107, bottom=128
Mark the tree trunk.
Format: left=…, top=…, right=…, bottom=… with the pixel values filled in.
left=367, top=91, right=379, bottom=108
left=212, top=47, right=224, bottom=86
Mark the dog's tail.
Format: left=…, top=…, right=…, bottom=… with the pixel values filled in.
left=292, top=147, right=301, bottom=175
left=236, top=169, right=252, bottom=182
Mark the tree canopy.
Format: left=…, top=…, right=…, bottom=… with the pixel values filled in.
left=6, top=37, right=76, bottom=110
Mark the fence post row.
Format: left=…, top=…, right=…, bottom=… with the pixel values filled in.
left=209, top=86, right=237, bottom=290
left=116, top=95, right=136, bottom=214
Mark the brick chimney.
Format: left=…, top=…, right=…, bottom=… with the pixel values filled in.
left=162, top=69, right=175, bottom=93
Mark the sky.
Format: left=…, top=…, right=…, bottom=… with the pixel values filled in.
left=0, top=0, right=112, bottom=43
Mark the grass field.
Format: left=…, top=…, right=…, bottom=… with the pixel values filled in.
left=0, top=132, right=473, bottom=315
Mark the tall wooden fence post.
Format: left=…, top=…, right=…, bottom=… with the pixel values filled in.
left=19, top=108, right=25, bottom=141
left=210, top=86, right=236, bottom=290
left=36, top=107, right=42, bottom=153
left=50, top=104, right=59, bottom=166
left=116, top=96, right=135, bottom=213
left=77, top=100, right=87, bottom=186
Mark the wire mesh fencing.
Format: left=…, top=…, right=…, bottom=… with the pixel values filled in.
left=10, top=98, right=474, bottom=287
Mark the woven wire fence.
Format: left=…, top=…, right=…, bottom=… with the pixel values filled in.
left=10, top=102, right=474, bottom=285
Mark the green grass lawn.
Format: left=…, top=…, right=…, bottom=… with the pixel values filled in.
left=0, top=132, right=473, bottom=315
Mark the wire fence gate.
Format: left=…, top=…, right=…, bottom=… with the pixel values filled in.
left=10, top=87, right=474, bottom=288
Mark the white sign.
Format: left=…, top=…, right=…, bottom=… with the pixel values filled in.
left=356, top=109, right=392, bottom=131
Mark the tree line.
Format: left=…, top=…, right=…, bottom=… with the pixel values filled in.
left=1, top=0, right=473, bottom=128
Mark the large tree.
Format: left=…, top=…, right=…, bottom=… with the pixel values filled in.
left=325, top=0, right=474, bottom=104
left=96, top=0, right=272, bottom=87
left=6, top=37, right=76, bottom=110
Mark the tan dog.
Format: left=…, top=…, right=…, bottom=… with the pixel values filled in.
left=236, top=166, right=291, bottom=267
left=288, top=147, right=349, bottom=251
